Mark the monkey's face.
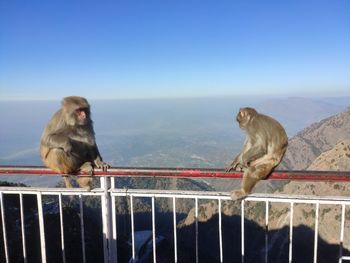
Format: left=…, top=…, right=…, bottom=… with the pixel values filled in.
left=236, top=108, right=253, bottom=129
left=62, top=96, right=91, bottom=126
left=74, top=107, right=90, bottom=125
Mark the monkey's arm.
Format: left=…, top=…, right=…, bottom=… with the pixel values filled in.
left=225, top=154, right=244, bottom=172
left=225, top=140, right=251, bottom=172
left=92, top=146, right=110, bottom=171
left=43, top=133, right=72, bottom=152
left=241, top=145, right=266, bottom=166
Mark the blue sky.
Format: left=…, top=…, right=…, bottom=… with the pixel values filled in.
left=0, top=0, right=349, bottom=100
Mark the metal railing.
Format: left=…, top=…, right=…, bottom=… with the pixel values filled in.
left=0, top=166, right=350, bottom=263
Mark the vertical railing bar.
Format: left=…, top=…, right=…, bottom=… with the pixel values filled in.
left=152, top=196, right=157, bottom=263
left=110, top=173, right=117, bottom=262
left=130, top=195, right=135, bottom=261
left=37, top=192, right=47, bottom=263
left=219, top=199, right=223, bottom=263
left=101, top=177, right=108, bottom=263
left=313, top=202, right=320, bottom=263
left=195, top=197, right=199, bottom=263
left=0, top=192, right=9, bottom=263
left=111, top=195, right=118, bottom=263
left=79, top=194, right=86, bottom=263
left=265, top=201, right=269, bottom=263
left=173, top=197, right=178, bottom=263
left=58, top=193, right=66, bottom=263
left=101, top=176, right=114, bottom=263
left=111, top=177, right=115, bottom=190
left=241, top=200, right=245, bottom=263
left=20, top=193, right=27, bottom=263
left=289, top=202, right=294, bottom=263
left=339, top=204, right=346, bottom=263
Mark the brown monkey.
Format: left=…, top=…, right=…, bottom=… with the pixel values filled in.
left=225, top=107, right=288, bottom=200
left=40, top=96, right=109, bottom=190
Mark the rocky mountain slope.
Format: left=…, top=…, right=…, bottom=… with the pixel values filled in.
left=273, top=180, right=350, bottom=249
left=307, top=139, right=350, bottom=171
left=279, top=107, right=350, bottom=170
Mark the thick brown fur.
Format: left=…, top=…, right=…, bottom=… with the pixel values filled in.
left=40, top=96, right=109, bottom=190
left=225, top=107, right=288, bottom=200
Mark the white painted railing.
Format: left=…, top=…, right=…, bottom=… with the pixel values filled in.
left=1, top=167, right=350, bottom=262
left=111, top=188, right=350, bottom=263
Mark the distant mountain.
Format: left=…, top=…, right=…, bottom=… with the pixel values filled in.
left=279, top=107, right=350, bottom=170
left=307, top=139, right=350, bottom=171
left=255, top=97, right=344, bottom=136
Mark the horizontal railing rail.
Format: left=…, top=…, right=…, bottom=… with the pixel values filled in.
left=1, top=165, right=350, bottom=181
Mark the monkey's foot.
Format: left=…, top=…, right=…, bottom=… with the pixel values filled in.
left=80, top=162, right=94, bottom=175
left=230, top=189, right=247, bottom=201
left=77, top=177, right=92, bottom=191
left=83, top=185, right=91, bottom=191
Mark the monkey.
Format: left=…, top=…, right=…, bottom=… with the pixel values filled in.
left=40, top=96, right=109, bottom=190
left=225, top=107, right=288, bottom=200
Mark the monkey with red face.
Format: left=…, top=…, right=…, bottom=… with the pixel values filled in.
left=226, top=107, right=288, bottom=200
left=40, top=96, right=109, bottom=190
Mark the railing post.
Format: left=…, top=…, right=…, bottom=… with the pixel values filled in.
left=79, top=194, right=86, bottom=263
left=37, top=192, right=47, bottom=263
left=19, top=193, right=28, bottom=263
left=0, top=192, right=9, bottom=263
left=195, top=197, right=199, bottom=263
left=100, top=176, right=115, bottom=263
left=339, top=204, right=346, bottom=263
left=241, top=200, right=245, bottom=263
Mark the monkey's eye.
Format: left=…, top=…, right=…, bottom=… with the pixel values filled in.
left=75, top=108, right=85, bottom=113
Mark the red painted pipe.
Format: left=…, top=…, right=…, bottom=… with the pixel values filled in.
left=0, top=165, right=349, bottom=181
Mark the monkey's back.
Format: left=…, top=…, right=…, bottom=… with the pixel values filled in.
left=257, top=114, right=288, bottom=153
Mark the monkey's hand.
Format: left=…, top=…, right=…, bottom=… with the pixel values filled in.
left=225, top=159, right=241, bottom=172
left=225, top=164, right=235, bottom=172
left=94, top=157, right=110, bottom=172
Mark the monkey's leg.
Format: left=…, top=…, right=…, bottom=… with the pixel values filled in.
left=44, top=148, right=81, bottom=188
left=230, top=163, right=274, bottom=201
left=230, top=169, right=255, bottom=201
left=76, top=177, right=92, bottom=191
left=63, top=176, right=73, bottom=188
left=77, top=162, right=94, bottom=191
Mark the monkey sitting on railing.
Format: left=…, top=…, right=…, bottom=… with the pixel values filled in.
left=40, top=96, right=109, bottom=190
left=226, top=107, right=288, bottom=200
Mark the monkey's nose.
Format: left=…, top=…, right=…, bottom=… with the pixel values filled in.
left=78, top=111, right=86, bottom=120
